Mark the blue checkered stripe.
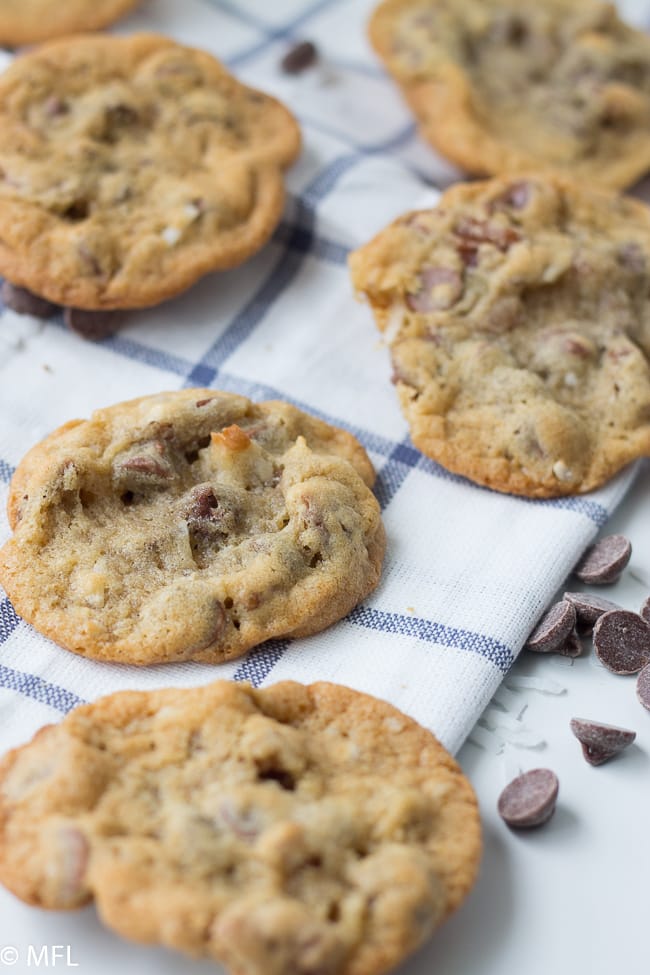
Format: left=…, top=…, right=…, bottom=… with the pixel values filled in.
left=0, top=0, right=611, bottom=715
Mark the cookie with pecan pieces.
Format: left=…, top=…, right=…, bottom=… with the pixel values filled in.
left=350, top=174, right=650, bottom=498
left=0, top=33, right=300, bottom=312
left=0, top=0, right=141, bottom=46
left=0, top=680, right=481, bottom=975
left=0, top=390, right=385, bottom=664
left=370, top=0, right=650, bottom=190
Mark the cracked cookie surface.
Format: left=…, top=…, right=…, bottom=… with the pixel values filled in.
left=0, top=389, right=385, bottom=664
left=0, top=680, right=481, bottom=975
left=370, top=0, right=650, bottom=189
left=0, top=0, right=141, bottom=45
left=0, top=33, right=300, bottom=308
left=349, top=174, right=650, bottom=498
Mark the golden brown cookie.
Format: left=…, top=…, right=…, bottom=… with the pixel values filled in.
left=369, top=0, right=650, bottom=190
left=0, top=0, right=141, bottom=46
left=0, top=680, right=481, bottom=975
left=0, top=390, right=385, bottom=665
left=0, top=33, right=300, bottom=309
left=350, top=174, right=650, bottom=498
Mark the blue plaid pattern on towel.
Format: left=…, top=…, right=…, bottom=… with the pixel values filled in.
left=0, top=0, right=640, bottom=755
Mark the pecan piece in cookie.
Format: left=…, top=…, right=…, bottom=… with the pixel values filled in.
left=0, top=390, right=385, bottom=665
left=0, top=681, right=481, bottom=974
left=350, top=174, right=650, bottom=497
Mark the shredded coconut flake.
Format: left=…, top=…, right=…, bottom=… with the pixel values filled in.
left=161, top=226, right=182, bottom=247
left=505, top=675, right=567, bottom=695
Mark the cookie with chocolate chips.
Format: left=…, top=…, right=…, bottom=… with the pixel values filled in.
left=350, top=174, right=650, bottom=498
left=0, top=0, right=141, bottom=46
left=370, top=0, right=650, bottom=189
left=0, top=390, right=385, bottom=665
left=0, top=34, right=300, bottom=312
left=0, top=680, right=480, bottom=974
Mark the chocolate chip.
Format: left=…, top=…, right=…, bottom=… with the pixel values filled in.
left=405, top=266, right=463, bottom=312
left=1, top=281, right=59, bottom=319
left=563, top=592, right=623, bottom=635
left=498, top=769, right=559, bottom=829
left=574, top=534, right=632, bottom=585
left=558, top=628, right=583, bottom=658
left=637, top=663, right=650, bottom=711
left=64, top=308, right=121, bottom=340
left=617, top=241, right=646, bottom=275
left=525, top=600, right=576, bottom=654
left=641, top=596, right=650, bottom=623
left=453, top=216, right=521, bottom=252
left=593, top=610, right=650, bottom=675
left=569, top=717, right=636, bottom=766
left=488, top=180, right=531, bottom=212
left=280, top=41, right=318, bottom=74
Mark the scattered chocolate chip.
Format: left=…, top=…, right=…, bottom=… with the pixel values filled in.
left=498, top=769, right=559, bottom=829
left=488, top=180, right=531, bottom=212
left=563, top=592, right=624, bottom=634
left=558, top=628, right=583, bottom=658
left=637, top=663, right=650, bottom=711
left=574, top=534, right=632, bottom=585
left=281, top=40, right=318, bottom=74
left=105, top=103, right=139, bottom=128
left=569, top=717, right=636, bottom=766
left=525, top=600, right=576, bottom=654
left=1, top=281, right=59, bottom=319
left=593, top=610, right=650, bottom=675
left=405, top=266, right=463, bottom=312
left=641, top=596, right=650, bottom=623
left=64, top=308, right=121, bottom=340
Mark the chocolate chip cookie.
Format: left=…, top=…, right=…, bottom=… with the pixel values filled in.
left=0, top=0, right=141, bottom=46
left=0, top=390, right=385, bottom=665
left=0, top=34, right=300, bottom=309
left=350, top=174, right=650, bottom=498
left=0, top=680, right=481, bottom=975
left=370, top=0, right=650, bottom=189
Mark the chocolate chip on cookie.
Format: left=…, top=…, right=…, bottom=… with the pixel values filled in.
left=0, top=34, right=300, bottom=312
left=0, top=681, right=481, bottom=974
left=0, top=390, right=385, bottom=665
left=370, top=0, right=650, bottom=189
left=350, top=175, right=650, bottom=497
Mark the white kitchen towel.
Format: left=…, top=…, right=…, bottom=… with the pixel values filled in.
left=0, top=0, right=645, bottom=758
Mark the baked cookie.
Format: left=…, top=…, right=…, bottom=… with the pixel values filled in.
left=0, top=34, right=300, bottom=309
left=349, top=174, right=650, bottom=498
left=0, top=0, right=141, bottom=46
left=0, top=680, right=481, bottom=975
left=370, top=0, right=650, bottom=190
left=0, top=390, right=385, bottom=664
